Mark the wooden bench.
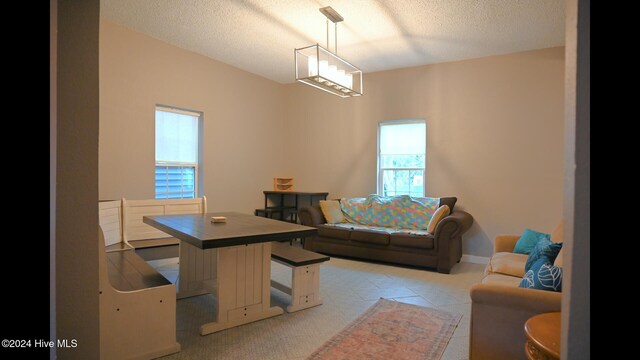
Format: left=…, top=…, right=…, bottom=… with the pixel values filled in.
left=270, top=242, right=329, bottom=313
left=98, top=226, right=180, bottom=359
left=99, top=200, right=132, bottom=252
left=122, top=197, right=207, bottom=260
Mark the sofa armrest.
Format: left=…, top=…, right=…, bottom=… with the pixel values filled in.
left=434, top=210, right=473, bottom=273
left=470, top=283, right=561, bottom=312
left=470, top=283, right=561, bottom=360
left=298, top=205, right=326, bottom=227
left=494, top=235, right=520, bottom=253
left=435, top=210, right=473, bottom=240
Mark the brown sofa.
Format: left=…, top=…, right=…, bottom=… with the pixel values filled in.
left=469, top=223, right=563, bottom=360
left=298, top=197, right=473, bottom=274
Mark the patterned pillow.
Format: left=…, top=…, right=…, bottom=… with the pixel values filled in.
left=519, top=257, right=563, bottom=292
left=524, top=239, right=563, bottom=272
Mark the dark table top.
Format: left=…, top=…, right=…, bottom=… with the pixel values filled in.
left=143, top=212, right=317, bottom=250
left=263, top=191, right=328, bottom=196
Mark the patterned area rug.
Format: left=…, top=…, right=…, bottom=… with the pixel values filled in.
left=307, top=298, right=462, bottom=360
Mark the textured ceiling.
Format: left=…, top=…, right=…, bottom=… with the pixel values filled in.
left=101, top=0, right=565, bottom=84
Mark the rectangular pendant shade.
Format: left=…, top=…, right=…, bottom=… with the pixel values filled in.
left=295, top=44, right=363, bottom=98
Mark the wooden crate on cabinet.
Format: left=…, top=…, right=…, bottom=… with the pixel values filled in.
left=274, top=177, right=294, bottom=191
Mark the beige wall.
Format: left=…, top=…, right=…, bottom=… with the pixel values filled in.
left=100, top=20, right=564, bottom=257
left=283, top=48, right=565, bottom=257
left=100, top=20, right=286, bottom=212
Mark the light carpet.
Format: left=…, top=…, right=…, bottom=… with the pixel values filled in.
left=307, top=298, right=462, bottom=360
left=152, top=256, right=485, bottom=359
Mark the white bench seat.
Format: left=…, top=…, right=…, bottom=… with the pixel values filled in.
left=99, top=227, right=180, bottom=360
left=97, top=197, right=207, bottom=358
left=105, top=249, right=172, bottom=291
left=270, top=242, right=329, bottom=313
left=123, top=197, right=207, bottom=247
left=98, top=197, right=207, bottom=260
left=129, top=237, right=181, bottom=261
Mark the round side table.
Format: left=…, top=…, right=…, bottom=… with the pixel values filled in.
left=524, top=312, right=561, bottom=360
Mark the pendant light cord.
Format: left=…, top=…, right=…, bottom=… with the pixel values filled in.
left=326, top=19, right=329, bottom=50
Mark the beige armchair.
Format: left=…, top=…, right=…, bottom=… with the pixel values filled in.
left=469, top=224, right=563, bottom=360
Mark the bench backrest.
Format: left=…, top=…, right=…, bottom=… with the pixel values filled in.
left=99, top=200, right=123, bottom=247
left=122, top=197, right=207, bottom=242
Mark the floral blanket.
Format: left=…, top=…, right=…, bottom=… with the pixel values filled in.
left=339, top=194, right=439, bottom=230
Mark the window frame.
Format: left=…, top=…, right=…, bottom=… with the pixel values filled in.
left=377, top=119, right=427, bottom=197
left=154, top=105, right=202, bottom=199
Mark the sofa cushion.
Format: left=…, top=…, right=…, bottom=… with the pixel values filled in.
left=519, top=257, right=563, bottom=292
left=525, top=239, right=563, bottom=272
left=481, top=273, right=523, bottom=287
left=551, top=221, right=564, bottom=267
left=319, top=200, right=345, bottom=224
left=438, top=197, right=457, bottom=211
left=485, top=252, right=527, bottom=278
left=389, top=232, right=434, bottom=249
left=350, top=228, right=390, bottom=245
left=316, top=224, right=351, bottom=240
left=427, top=205, right=450, bottom=233
left=513, top=228, right=551, bottom=254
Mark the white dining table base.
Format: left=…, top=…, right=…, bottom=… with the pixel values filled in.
left=177, top=241, right=284, bottom=335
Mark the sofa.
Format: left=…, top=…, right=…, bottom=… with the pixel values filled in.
left=298, top=195, right=473, bottom=274
left=469, top=222, right=563, bottom=360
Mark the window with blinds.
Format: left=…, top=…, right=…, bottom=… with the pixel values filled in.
left=155, top=107, right=201, bottom=199
left=377, top=120, right=426, bottom=197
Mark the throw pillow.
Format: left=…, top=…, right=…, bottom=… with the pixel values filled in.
left=554, top=247, right=564, bottom=267
left=319, top=200, right=345, bottom=224
left=513, top=228, right=551, bottom=254
left=519, top=257, right=563, bottom=292
left=524, top=239, right=563, bottom=272
left=550, top=221, right=564, bottom=267
left=427, top=205, right=450, bottom=233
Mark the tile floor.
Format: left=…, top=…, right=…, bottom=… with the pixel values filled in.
left=149, top=251, right=485, bottom=360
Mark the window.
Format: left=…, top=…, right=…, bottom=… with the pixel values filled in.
left=155, top=107, right=201, bottom=199
left=377, top=120, right=426, bottom=197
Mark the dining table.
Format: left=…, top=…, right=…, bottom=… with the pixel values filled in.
left=143, top=211, right=318, bottom=335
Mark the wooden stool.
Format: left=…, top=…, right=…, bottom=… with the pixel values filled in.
left=524, top=312, right=561, bottom=360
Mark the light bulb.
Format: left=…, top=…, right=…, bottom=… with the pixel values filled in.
left=308, top=56, right=318, bottom=76
left=328, top=65, right=337, bottom=84
left=319, top=60, right=328, bottom=82
left=336, top=69, right=346, bottom=87
left=345, top=73, right=353, bottom=89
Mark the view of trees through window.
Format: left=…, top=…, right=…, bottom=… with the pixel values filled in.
left=378, top=121, right=426, bottom=197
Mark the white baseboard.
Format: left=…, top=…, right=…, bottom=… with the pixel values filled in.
left=461, top=254, right=490, bottom=265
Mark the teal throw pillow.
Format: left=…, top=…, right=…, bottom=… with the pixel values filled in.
left=519, top=257, right=563, bottom=292
left=513, top=228, right=550, bottom=254
left=524, top=239, right=563, bottom=272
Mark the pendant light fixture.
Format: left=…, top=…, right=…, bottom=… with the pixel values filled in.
left=294, top=6, right=363, bottom=97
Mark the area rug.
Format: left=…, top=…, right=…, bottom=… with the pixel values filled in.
left=307, top=298, right=462, bottom=360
